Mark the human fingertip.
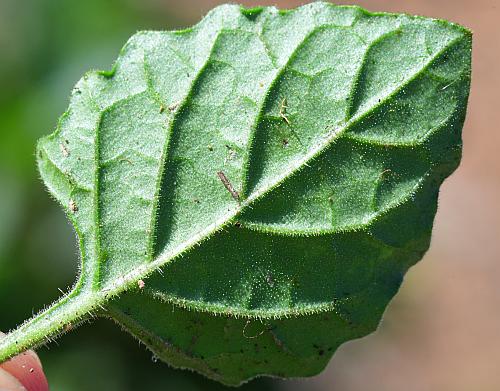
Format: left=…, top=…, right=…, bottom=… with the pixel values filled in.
left=0, top=333, right=48, bottom=391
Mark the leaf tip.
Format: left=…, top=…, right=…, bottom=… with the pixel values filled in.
left=240, top=6, right=264, bottom=20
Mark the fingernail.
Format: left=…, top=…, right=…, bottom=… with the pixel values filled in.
left=0, top=367, right=26, bottom=390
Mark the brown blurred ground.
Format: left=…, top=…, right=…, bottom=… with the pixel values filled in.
left=169, top=0, right=498, bottom=389
left=162, top=1, right=500, bottom=389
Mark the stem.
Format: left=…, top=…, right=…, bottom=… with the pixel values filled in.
left=0, top=290, right=98, bottom=363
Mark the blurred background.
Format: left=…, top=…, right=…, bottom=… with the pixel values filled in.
left=0, top=0, right=497, bottom=390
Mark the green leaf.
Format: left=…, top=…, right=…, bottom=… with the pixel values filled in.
left=0, top=2, right=471, bottom=386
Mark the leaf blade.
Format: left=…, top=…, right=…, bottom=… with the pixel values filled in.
left=0, top=2, right=471, bottom=386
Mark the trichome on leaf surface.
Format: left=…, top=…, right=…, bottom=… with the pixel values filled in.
left=0, top=2, right=471, bottom=386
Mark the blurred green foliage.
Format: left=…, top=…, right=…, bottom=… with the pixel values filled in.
left=0, top=0, right=276, bottom=389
